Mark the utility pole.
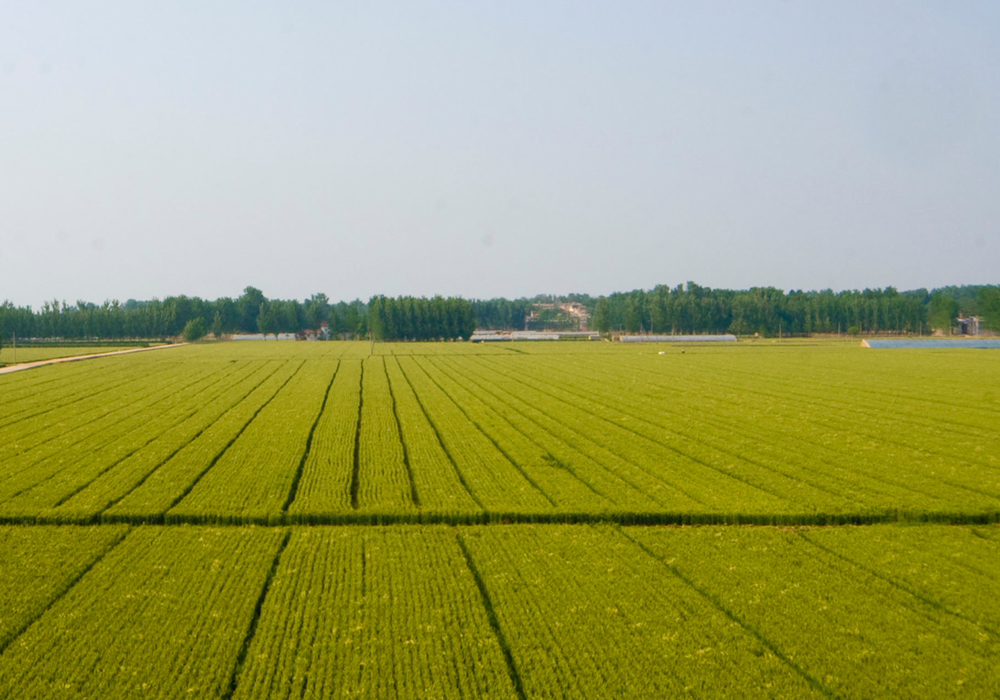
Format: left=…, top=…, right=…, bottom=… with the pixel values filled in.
left=12, top=332, right=16, bottom=365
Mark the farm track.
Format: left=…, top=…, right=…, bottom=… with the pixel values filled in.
left=0, top=343, right=186, bottom=376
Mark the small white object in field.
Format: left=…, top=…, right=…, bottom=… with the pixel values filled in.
left=658, top=351, right=665, bottom=355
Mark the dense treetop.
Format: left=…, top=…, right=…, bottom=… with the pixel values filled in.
left=0, top=284, right=996, bottom=340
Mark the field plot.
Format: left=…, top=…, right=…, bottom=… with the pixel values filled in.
left=0, top=525, right=128, bottom=650
left=0, top=527, right=285, bottom=700
left=232, top=527, right=517, bottom=699
left=1, top=340, right=1000, bottom=523
left=624, top=524, right=1000, bottom=697
left=1, top=340, right=999, bottom=696
left=0, top=524, right=997, bottom=698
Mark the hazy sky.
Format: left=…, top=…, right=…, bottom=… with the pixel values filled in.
left=2, top=2, right=998, bottom=307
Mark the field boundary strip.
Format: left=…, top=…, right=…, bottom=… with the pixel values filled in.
left=0, top=343, right=188, bottom=375
left=1, top=509, right=998, bottom=527
left=349, top=359, right=365, bottom=509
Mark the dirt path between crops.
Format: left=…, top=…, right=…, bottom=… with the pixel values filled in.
left=0, top=343, right=188, bottom=375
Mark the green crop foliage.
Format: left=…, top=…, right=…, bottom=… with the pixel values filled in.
left=2, top=340, right=1000, bottom=697
left=461, top=524, right=820, bottom=698
left=0, top=527, right=285, bottom=699
left=626, top=524, right=1000, bottom=697
left=233, top=527, right=518, bottom=699
left=0, top=525, right=128, bottom=650
left=3, top=340, right=999, bottom=524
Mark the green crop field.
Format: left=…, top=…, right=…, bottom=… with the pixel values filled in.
left=1, top=340, right=998, bottom=697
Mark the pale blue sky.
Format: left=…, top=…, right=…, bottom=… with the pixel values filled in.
left=2, top=2, right=998, bottom=307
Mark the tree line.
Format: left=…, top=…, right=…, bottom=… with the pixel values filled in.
left=1, top=283, right=997, bottom=342
left=0, top=287, right=476, bottom=342
left=587, top=284, right=1000, bottom=336
left=0, top=287, right=369, bottom=342
left=368, top=296, right=475, bottom=341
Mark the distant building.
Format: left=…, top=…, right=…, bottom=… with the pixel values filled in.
left=299, top=323, right=332, bottom=341
left=524, top=302, right=591, bottom=331
left=958, top=317, right=981, bottom=336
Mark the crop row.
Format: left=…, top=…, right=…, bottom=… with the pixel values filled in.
left=2, top=523, right=998, bottom=698
left=3, top=343, right=1000, bottom=523
left=232, top=527, right=517, bottom=699
left=465, top=352, right=1000, bottom=518
left=0, top=361, right=243, bottom=510
left=0, top=526, right=286, bottom=699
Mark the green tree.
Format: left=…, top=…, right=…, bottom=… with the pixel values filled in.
left=237, top=286, right=266, bottom=332
left=304, top=293, right=330, bottom=329
left=592, top=298, right=611, bottom=334
left=182, top=317, right=207, bottom=342
left=212, top=311, right=224, bottom=339
left=928, top=293, right=959, bottom=333
left=978, top=286, right=1000, bottom=331
left=257, top=303, right=278, bottom=339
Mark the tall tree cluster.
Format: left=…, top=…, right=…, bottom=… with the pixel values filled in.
left=587, top=284, right=996, bottom=336
left=0, top=288, right=366, bottom=341
left=1, top=284, right=996, bottom=341
left=368, top=296, right=475, bottom=341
